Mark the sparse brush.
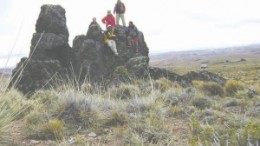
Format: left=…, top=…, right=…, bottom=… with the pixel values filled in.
left=128, top=112, right=171, bottom=145
left=43, top=119, right=64, bottom=140
left=32, top=90, right=59, bottom=104
left=243, top=118, right=260, bottom=142
left=134, top=79, right=153, bottom=95
left=188, top=116, right=215, bottom=146
left=113, top=66, right=130, bottom=81
left=202, top=81, right=225, bottom=96
left=108, top=83, right=140, bottom=99
left=0, top=89, right=31, bottom=144
left=192, top=97, right=212, bottom=109
left=105, top=110, right=128, bottom=127
left=192, top=80, right=204, bottom=89
left=154, top=77, right=173, bottom=92
left=225, top=80, right=244, bottom=96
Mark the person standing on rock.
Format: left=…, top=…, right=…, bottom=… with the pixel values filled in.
left=127, top=21, right=139, bottom=53
left=102, top=10, right=116, bottom=29
left=113, top=0, right=126, bottom=27
left=104, top=25, right=118, bottom=56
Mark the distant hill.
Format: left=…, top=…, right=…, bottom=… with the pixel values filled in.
left=0, top=68, right=13, bottom=75
left=149, top=44, right=260, bottom=74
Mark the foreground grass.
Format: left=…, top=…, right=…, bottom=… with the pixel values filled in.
left=1, top=62, right=260, bottom=146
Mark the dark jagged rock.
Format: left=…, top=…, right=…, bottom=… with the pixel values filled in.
left=184, top=71, right=227, bottom=85
left=9, top=5, right=72, bottom=95
left=10, top=58, right=66, bottom=95
left=125, top=56, right=149, bottom=77
left=148, top=67, right=192, bottom=86
left=73, top=25, right=150, bottom=83
left=36, top=5, right=69, bottom=41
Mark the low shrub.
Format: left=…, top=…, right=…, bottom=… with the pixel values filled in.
left=225, top=80, right=244, bottom=96
left=42, top=119, right=64, bottom=140
left=192, top=97, right=211, bottom=109
left=154, top=77, right=173, bottom=92
left=202, top=82, right=224, bottom=96
left=113, top=66, right=130, bottom=80
left=109, top=84, right=140, bottom=99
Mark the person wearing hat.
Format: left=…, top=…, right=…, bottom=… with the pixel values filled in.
left=127, top=21, right=139, bottom=53
left=102, top=10, right=116, bottom=28
left=104, top=25, right=118, bottom=56
left=113, top=0, right=126, bottom=27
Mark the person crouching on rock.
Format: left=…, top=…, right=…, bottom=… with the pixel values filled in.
left=127, top=21, right=139, bottom=53
left=104, top=25, right=118, bottom=56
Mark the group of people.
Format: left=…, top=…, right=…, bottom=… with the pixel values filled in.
left=89, top=0, right=140, bottom=56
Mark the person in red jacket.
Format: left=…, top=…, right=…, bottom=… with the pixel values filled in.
left=102, top=10, right=116, bottom=28
left=113, top=0, right=126, bottom=27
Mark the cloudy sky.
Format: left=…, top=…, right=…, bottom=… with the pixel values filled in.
left=1, top=0, right=260, bottom=67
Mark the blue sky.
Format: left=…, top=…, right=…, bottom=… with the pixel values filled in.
left=1, top=0, right=260, bottom=67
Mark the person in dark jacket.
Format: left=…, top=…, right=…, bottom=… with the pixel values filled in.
left=102, top=10, right=116, bottom=28
left=89, top=17, right=102, bottom=31
left=113, top=0, right=126, bottom=27
left=127, top=21, right=139, bottom=53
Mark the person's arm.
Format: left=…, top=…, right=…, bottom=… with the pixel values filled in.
left=112, top=16, right=116, bottom=27
left=102, top=16, right=106, bottom=24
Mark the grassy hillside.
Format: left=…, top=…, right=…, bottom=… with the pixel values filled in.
left=0, top=46, right=260, bottom=145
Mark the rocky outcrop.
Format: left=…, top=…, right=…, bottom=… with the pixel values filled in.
left=36, top=5, right=69, bottom=41
left=72, top=25, right=149, bottom=83
left=9, top=5, right=72, bottom=95
left=9, top=4, right=150, bottom=95
left=9, top=4, right=226, bottom=95
left=184, top=71, right=227, bottom=85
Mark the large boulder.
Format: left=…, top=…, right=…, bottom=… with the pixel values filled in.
left=9, top=5, right=72, bottom=95
left=9, top=58, right=66, bottom=95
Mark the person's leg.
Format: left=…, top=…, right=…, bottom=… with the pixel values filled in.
left=112, top=40, right=118, bottom=55
left=127, top=36, right=131, bottom=47
left=108, top=40, right=118, bottom=55
left=134, top=37, right=139, bottom=52
left=116, top=13, right=120, bottom=25
left=116, top=14, right=120, bottom=26
left=121, top=14, right=126, bottom=27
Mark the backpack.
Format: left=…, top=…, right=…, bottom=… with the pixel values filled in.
left=117, top=3, right=124, bottom=13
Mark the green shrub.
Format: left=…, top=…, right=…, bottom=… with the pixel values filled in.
left=109, top=84, right=140, bottom=99
left=105, top=111, right=128, bottom=126
left=192, top=97, right=211, bottom=109
left=225, top=80, right=244, bottom=96
left=42, top=119, right=64, bottom=140
left=192, top=80, right=204, bottom=89
left=244, top=118, right=260, bottom=141
left=134, top=80, right=152, bottom=95
left=113, top=66, right=130, bottom=79
left=202, top=82, right=224, bottom=96
left=154, top=77, right=173, bottom=92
